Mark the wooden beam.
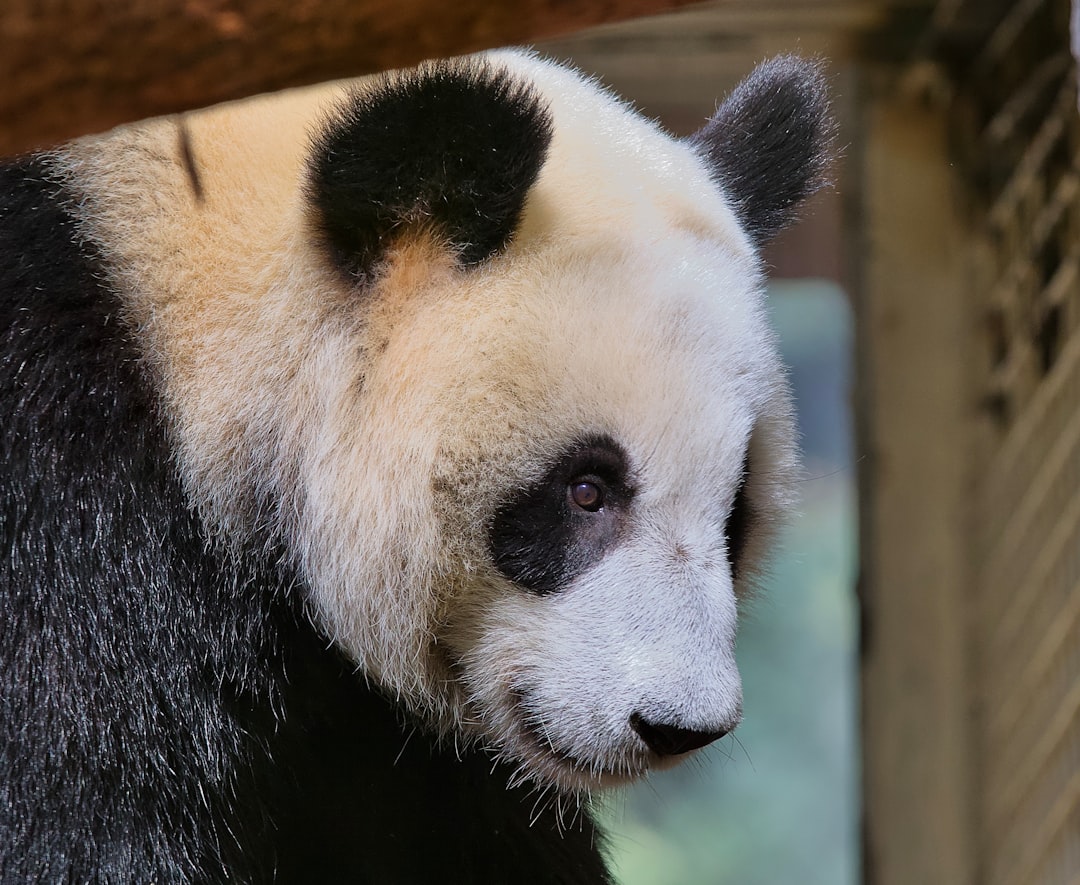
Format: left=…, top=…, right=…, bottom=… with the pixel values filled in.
left=856, top=72, right=977, bottom=885
left=0, top=0, right=696, bottom=157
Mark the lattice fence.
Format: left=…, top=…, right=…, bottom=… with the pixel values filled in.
left=962, top=0, right=1080, bottom=880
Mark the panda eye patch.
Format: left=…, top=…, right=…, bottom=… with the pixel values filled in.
left=569, top=480, right=604, bottom=512
left=488, top=435, right=633, bottom=595
left=726, top=450, right=754, bottom=579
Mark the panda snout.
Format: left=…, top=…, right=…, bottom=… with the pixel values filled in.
left=628, top=712, right=734, bottom=756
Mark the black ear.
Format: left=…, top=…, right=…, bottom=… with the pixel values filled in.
left=688, top=56, right=833, bottom=248
left=308, top=59, right=553, bottom=281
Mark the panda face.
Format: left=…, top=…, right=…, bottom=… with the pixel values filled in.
left=336, top=222, right=795, bottom=791
left=54, top=50, right=828, bottom=793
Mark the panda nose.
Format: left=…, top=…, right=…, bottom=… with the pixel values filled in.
left=629, top=712, right=731, bottom=756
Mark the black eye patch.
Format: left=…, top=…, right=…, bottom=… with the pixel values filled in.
left=488, top=435, right=634, bottom=595
left=725, top=450, right=754, bottom=580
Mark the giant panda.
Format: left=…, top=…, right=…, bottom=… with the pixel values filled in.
left=0, top=50, right=831, bottom=882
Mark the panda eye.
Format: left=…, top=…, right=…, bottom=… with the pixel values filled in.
left=569, top=480, right=604, bottom=512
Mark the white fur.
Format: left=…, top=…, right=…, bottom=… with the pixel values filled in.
left=52, top=50, right=798, bottom=793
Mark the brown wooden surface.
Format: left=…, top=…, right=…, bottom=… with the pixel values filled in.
left=857, top=74, right=977, bottom=885
left=0, top=0, right=697, bottom=157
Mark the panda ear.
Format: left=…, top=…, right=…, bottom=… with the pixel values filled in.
left=688, top=56, right=834, bottom=248
left=307, top=59, right=553, bottom=281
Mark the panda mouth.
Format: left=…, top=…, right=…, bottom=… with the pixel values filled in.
left=509, top=687, right=581, bottom=764
left=507, top=685, right=648, bottom=784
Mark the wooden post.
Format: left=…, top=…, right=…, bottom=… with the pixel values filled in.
left=855, top=71, right=977, bottom=885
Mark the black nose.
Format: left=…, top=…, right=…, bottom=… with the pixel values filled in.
left=629, top=712, right=731, bottom=756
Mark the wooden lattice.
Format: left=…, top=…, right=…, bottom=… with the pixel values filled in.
left=962, top=0, right=1080, bottom=881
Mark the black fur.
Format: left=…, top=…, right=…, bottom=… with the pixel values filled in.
left=688, top=55, right=833, bottom=247
left=0, top=159, right=611, bottom=882
left=725, top=451, right=753, bottom=580
left=308, top=59, right=553, bottom=282
left=488, top=436, right=634, bottom=596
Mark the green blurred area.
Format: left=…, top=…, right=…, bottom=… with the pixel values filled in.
left=601, top=280, right=859, bottom=885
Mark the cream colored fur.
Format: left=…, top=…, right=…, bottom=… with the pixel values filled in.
left=51, top=50, right=797, bottom=793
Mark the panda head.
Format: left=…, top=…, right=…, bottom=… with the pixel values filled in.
left=292, top=51, right=832, bottom=792
left=67, top=51, right=832, bottom=793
